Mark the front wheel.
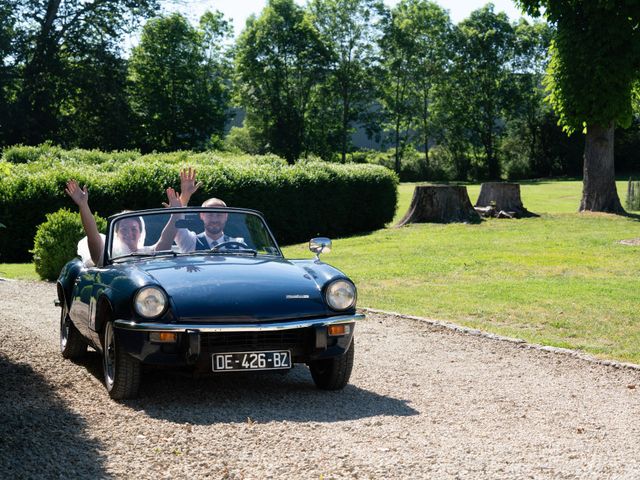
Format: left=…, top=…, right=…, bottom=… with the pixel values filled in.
left=103, top=321, right=141, bottom=400
left=60, top=305, right=87, bottom=359
left=309, top=342, right=355, bottom=390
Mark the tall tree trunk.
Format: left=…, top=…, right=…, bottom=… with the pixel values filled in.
left=580, top=123, right=624, bottom=213
left=19, top=0, right=63, bottom=145
left=485, top=128, right=499, bottom=180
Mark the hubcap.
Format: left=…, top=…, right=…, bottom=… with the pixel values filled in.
left=60, top=309, right=69, bottom=350
left=103, top=323, right=115, bottom=388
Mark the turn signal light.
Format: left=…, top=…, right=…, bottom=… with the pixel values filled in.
left=328, top=324, right=351, bottom=336
left=150, top=332, right=178, bottom=343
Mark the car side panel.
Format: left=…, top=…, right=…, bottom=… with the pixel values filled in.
left=69, top=269, right=102, bottom=341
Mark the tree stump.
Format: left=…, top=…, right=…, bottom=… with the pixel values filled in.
left=474, top=182, right=536, bottom=218
left=397, top=185, right=481, bottom=225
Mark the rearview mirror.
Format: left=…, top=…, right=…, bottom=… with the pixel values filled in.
left=175, top=214, right=203, bottom=230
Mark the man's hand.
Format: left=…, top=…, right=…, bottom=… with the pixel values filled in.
left=162, top=187, right=182, bottom=208
left=65, top=180, right=89, bottom=207
left=179, top=167, right=202, bottom=206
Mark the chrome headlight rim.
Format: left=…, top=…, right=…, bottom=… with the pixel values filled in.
left=133, top=286, right=168, bottom=319
left=324, top=279, right=357, bottom=311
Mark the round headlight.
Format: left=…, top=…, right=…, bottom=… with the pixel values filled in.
left=325, top=280, right=356, bottom=311
left=134, top=286, right=167, bottom=318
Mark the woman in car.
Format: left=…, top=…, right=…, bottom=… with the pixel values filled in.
left=65, top=168, right=201, bottom=265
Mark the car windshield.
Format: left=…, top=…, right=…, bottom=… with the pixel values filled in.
left=108, top=208, right=281, bottom=260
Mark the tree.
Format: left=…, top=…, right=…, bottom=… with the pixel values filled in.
left=446, top=5, right=517, bottom=180
left=234, top=0, right=329, bottom=163
left=377, top=0, right=452, bottom=175
left=517, top=0, right=640, bottom=212
left=59, top=47, right=134, bottom=150
left=500, top=20, right=558, bottom=178
left=401, top=0, right=451, bottom=170
left=0, top=1, right=18, bottom=146
left=128, top=12, right=231, bottom=152
left=8, top=0, right=158, bottom=146
left=307, top=0, right=380, bottom=162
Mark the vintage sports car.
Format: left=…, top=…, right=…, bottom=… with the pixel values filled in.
left=56, top=207, right=362, bottom=399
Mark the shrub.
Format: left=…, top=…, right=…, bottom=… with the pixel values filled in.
left=32, top=209, right=107, bottom=281
left=2, top=143, right=140, bottom=165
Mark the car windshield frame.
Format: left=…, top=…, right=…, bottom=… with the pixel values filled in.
left=103, top=206, right=283, bottom=265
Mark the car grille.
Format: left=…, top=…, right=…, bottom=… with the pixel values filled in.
left=201, top=328, right=314, bottom=356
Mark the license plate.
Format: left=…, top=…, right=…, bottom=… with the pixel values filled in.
left=212, top=350, right=292, bottom=372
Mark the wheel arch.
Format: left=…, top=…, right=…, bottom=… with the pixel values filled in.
left=95, top=294, right=114, bottom=345
left=56, top=282, right=67, bottom=309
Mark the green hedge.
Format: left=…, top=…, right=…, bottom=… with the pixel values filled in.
left=0, top=147, right=398, bottom=262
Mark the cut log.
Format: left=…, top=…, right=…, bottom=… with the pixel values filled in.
left=474, top=205, right=496, bottom=217
left=474, top=182, right=537, bottom=218
left=397, top=185, right=481, bottom=225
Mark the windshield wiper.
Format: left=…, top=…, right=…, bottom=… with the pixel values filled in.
left=176, top=248, right=258, bottom=257
left=209, top=247, right=258, bottom=257
left=111, top=251, right=161, bottom=261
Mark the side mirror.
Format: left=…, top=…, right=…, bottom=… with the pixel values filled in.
left=309, top=237, right=332, bottom=260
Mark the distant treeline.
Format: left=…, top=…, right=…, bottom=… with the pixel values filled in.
left=1, top=0, right=639, bottom=180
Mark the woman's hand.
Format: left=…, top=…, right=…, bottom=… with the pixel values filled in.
left=179, top=167, right=202, bottom=206
left=65, top=180, right=89, bottom=207
left=162, top=187, right=182, bottom=208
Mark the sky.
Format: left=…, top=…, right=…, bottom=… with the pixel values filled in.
left=163, top=0, right=531, bottom=37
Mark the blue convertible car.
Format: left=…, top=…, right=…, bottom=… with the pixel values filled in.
left=56, top=207, right=362, bottom=399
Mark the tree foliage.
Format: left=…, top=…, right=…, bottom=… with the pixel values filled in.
left=517, top=0, right=640, bottom=134
left=9, top=0, right=158, bottom=146
left=1, top=0, right=637, bottom=185
left=516, top=0, right=640, bottom=212
left=307, top=0, right=380, bottom=162
left=128, top=12, right=231, bottom=152
left=448, top=5, right=517, bottom=179
left=234, top=0, right=330, bottom=163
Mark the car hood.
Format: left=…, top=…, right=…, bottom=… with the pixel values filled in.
left=133, top=255, right=332, bottom=322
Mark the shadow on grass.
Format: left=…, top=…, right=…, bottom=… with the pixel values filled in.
left=0, top=353, right=108, bottom=479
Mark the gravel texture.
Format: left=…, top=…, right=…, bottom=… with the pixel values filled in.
left=2, top=279, right=640, bottom=479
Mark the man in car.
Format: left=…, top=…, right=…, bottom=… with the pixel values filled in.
left=171, top=168, right=243, bottom=252
left=174, top=197, right=237, bottom=251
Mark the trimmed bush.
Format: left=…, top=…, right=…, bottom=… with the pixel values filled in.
left=0, top=146, right=398, bottom=262
left=32, top=209, right=107, bottom=281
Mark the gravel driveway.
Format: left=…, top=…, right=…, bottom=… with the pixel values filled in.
left=2, top=279, right=640, bottom=479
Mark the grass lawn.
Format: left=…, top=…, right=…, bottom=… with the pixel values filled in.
left=0, top=263, right=38, bottom=281
left=284, top=179, right=640, bottom=363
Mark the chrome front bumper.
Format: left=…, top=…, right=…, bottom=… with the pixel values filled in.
left=114, top=313, right=364, bottom=333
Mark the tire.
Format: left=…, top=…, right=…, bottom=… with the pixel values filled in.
left=60, top=305, right=87, bottom=359
left=309, top=341, right=355, bottom=390
left=102, top=321, right=141, bottom=400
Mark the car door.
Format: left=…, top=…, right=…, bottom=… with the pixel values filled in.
left=69, top=268, right=100, bottom=340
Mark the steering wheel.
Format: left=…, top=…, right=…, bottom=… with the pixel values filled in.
left=212, top=241, right=250, bottom=251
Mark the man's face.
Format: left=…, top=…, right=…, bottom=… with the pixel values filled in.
left=200, top=211, right=228, bottom=238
